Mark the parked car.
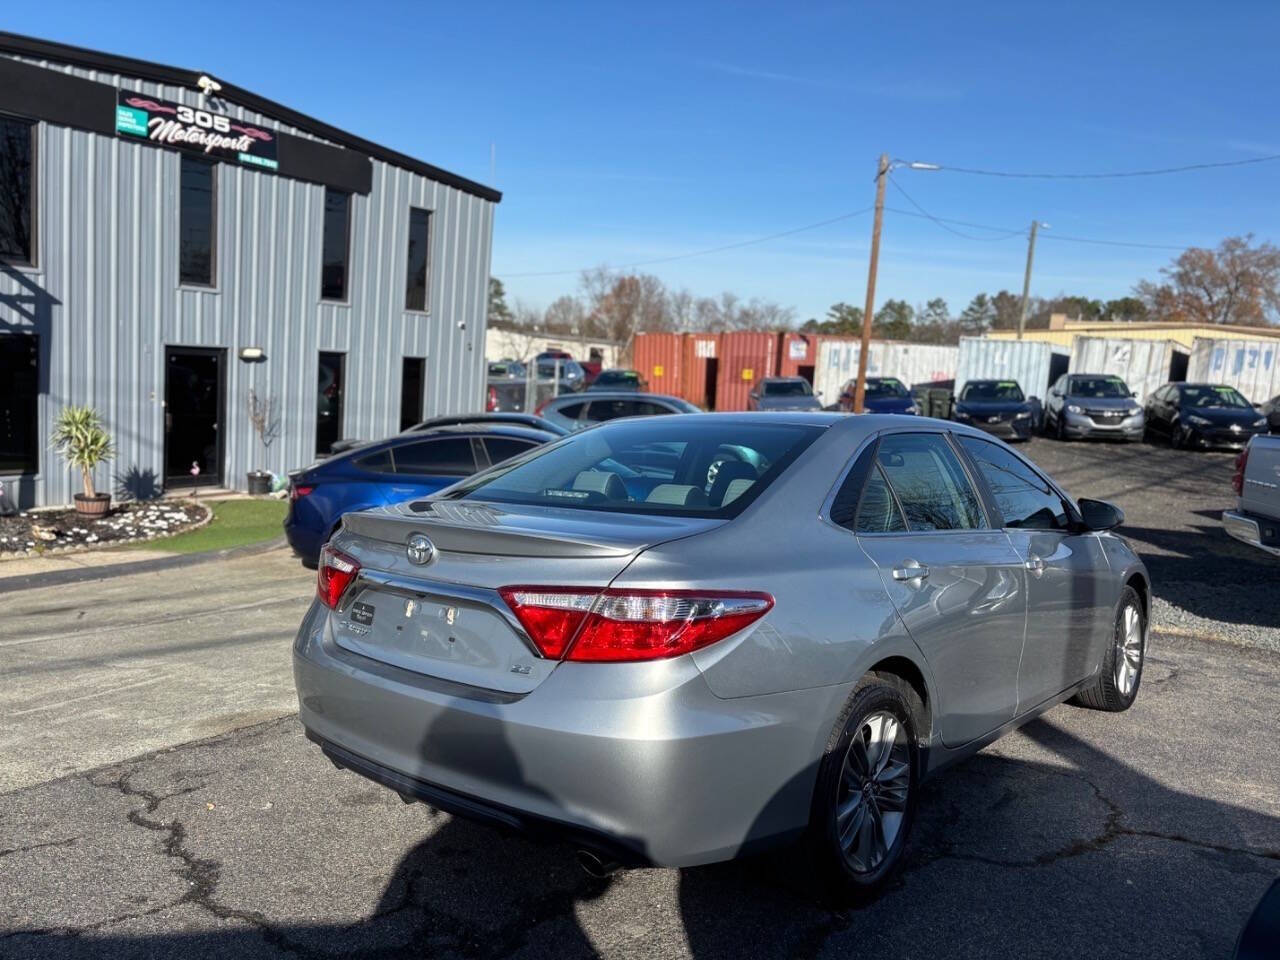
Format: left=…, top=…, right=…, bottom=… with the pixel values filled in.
left=405, top=412, right=568, bottom=437
left=1223, top=435, right=1280, bottom=558
left=1143, top=382, right=1268, bottom=450
left=1044, top=373, right=1145, bottom=442
left=284, top=424, right=557, bottom=566
left=589, top=369, right=647, bottom=392
left=951, top=380, right=1039, bottom=441
left=535, top=352, right=586, bottom=392
left=1259, top=393, right=1280, bottom=434
left=837, top=377, right=920, bottom=415
left=748, top=377, right=823, bottom=412
left=295, top=413, right=1148, bottom=900
left=536, top=391, right=701, bottom=432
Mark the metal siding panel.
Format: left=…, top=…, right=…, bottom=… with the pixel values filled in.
left=955, top=338, right=1066, bottom=399
left=813, top=340, right=958, bottom=402
left=715, top=331, right=777, bottom=411
left=1187, top=337, right=1280, bottom=404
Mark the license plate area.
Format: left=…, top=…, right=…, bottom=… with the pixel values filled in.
left=332, top=586, right=554, bottom=693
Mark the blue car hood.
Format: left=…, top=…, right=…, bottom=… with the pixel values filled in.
left=864, top=395, right=915, bottom=414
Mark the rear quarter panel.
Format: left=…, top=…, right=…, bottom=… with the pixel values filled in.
left=1242, top=436, right=1280, bottom=520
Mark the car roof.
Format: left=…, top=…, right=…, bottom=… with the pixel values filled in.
left=547, top=390, right=685, bottom=403
left=760, top=376, right=808, bottom=382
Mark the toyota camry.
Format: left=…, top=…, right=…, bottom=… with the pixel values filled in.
left=292, top=413, right=1149, bottom=899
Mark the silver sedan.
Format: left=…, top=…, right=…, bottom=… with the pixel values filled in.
left=293, top=413, right=1149, bottom=900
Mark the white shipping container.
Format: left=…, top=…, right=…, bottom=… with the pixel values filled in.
left=1187, top=337, right=1280, bottom=405
left=1068, top=337, right=1189, bottom=403
left=814, top=340, right=958, bottom=405
left=954, top=337, right=1069, bottom=400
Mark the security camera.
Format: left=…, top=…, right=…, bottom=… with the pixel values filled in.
left=196, top=75, right=223, bottom=97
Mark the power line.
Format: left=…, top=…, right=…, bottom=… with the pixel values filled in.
left=1039, top=233, right=1190, bottom=251
left=499, top=207, right=873, bottom=278
left=894, top=154, right=1280, bottom=180
left=888, top=177, right=1028, bottom=241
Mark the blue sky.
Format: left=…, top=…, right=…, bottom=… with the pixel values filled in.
left=9, top=1, right=1280, bottom=323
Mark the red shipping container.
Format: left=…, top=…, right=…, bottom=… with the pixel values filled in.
left=631, top=332, right=682, bottom=396
left=776, top=332, right=819, bottom=381
left=715, top=331, right=777, bottom=411
left=679, top=333, right=720, bottom=409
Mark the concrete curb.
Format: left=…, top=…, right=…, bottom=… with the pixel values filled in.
left=0, top=535, right=290, bottom=595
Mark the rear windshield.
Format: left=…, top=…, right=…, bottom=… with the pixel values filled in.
left=443, top=418, right=824, bottom=517
left=1069, top=376, right=1129, bottom=398
left=763, top=380, right=812, bottom=397
left=866, top=378, right=909, bottom=398
left=598, top=371, right=641, bottom=385
left=1182, top=385, right=1251, bottom=409
left=962, top=381, right=1024, bottom=402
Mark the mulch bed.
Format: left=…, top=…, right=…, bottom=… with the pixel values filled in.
left=0, top=501, right=211, bottom=558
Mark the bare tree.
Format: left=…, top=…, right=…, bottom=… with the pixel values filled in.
left=543, top=295, right=586, bottom=334
left=246, top=389, right=279, bottom=471
left=1136, top=235, right=1280, bottom=326
left=579, top=268, right=672, bottom=342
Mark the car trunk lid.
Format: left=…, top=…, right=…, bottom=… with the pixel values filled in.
left=328, top=499, right=722, bottom=694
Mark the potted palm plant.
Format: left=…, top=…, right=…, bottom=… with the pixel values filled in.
left=50, top=406, right=115, bottom=518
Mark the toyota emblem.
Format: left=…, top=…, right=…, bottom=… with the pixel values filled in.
left=406, top=533, right=435, bottom=565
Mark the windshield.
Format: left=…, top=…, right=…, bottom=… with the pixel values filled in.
left=443, top=418, right=824, bottom=517
left=866, top=378, right=909, bottom=399
left=537, top=359, right=583, bottom=378
left=1069, top=377, right=1130, bottom=398
left=598, top=371, right=641, bottom=386
left=961, top=381, right=1025, bottom=402
left=1182, top=385, right=1251, bottom=409
left=762, top=380, right=812, bottom=397
left=489, top=362, right=524, bottom=377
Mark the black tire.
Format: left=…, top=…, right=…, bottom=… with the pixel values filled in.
left=1072, top=585, right=1145, bottom=712
left=806, top=678, right=921, bottom=903
left=1055, top=411, right=1068, bottom=441
left=1170, top=420, right=1183, bottom=449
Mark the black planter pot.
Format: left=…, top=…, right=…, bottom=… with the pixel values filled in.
left=246, top=472, right=272, bottom=496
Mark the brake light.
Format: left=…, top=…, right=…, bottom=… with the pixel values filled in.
left=291, top=484, right=315, bottom=501
left=498, top=587, right=774, bottom=662
left=1232, top=447, right=1250, bottom=496
left=317, top=545, right=360, bottom=609
left=486, top=386, right=499, bottom=412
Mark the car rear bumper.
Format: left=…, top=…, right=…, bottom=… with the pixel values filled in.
left=1223, top=509, right=1280, bottom=557
left=283, top=516, right=324, bottom=566
left=292, top=602, right=839, bottom=867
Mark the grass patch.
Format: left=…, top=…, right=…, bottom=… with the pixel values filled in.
left=127, top=499, right=287, bottom=554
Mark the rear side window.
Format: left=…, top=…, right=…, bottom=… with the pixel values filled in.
left=554, top=401, right=586, bottom=420
left=856, top=467, right=907, bottom=533
left=356, top=449, right=392, bottom=472
left=585, top=399, right=649, bottom=422
left=958, top=436, right=1069, bottom=530
left=875, top=433, right=983, bottom=531
left=392, top=437, right=477, bottom=476
left=483, top=437, right=538, bottom=465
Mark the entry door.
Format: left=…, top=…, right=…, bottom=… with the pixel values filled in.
left=165, top=347, right=225, bottom=486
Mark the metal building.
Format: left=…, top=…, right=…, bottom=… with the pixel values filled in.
left=0, top=32, right=500, bottom=508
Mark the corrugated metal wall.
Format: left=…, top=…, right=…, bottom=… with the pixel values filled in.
left=1069, top=337, right=1188, bottom=402
left=1188, top=337, right=1280, bottom=404
left=955, top=338, right=1068, bottom=399
left=0, top=55, right=495, bottom=507
left=632, top=332, right=684, bottom=397
left=776, top=333, right=817, bottom=378
left=680, top=333, right=719, bottom=409
left=715, top=331, right=776, bottom=411
left=813, top=341, right=959, bottom=404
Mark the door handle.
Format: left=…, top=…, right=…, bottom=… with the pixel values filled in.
left=892, top=561, right=930, bottom=582
left=1025, top=555, right=1045, bottom=578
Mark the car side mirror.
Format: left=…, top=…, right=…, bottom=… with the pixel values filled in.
left=1078, top=498, right=1124, bottom=532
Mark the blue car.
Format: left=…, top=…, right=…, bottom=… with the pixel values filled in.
left=837, top=376, right=920, bottom=415
left=284, top=424, right=557, bottom=566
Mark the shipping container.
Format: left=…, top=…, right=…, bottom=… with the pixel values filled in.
left=1187, top=337, right=1280, bottom=404
left=1068, top=337, right=1189, bottom=403
left=632, top=332, right=684, bottom=397
left=715, top=331, right=778, bottom=411
left=680, top=333, right=720, bottom=409
left=954, top=338, right=1069, bottom=400
left=777, top=333, right=819, bottom=381
left=813, top=340, right=959, bottom=407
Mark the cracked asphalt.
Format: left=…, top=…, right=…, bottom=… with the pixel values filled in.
left=1, top=440, right=1278, bottom=959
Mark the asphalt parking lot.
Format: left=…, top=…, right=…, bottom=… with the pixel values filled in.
left=1, top=437, right=1277, bottom=959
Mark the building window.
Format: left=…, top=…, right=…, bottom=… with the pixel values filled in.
left=405, top=207, right=431, bottom=311
left=400, top=357, right=425, bottom=431
left=321, top=189, right=350, bottom=301
left=179, top=156, right=216, bottom=286
left=0, top=117, right=35, bottom=265
left=0, top=334, right=39, bottom=475
left=316, top=352, right=345, bottom=455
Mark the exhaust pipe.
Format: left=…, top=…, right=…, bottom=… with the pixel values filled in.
left=576, top=849, right=621, bottom=879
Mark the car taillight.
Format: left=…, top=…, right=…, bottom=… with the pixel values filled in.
left=486, top=386, right=499, bottom=412
left=1232, top=447, right=1250, bottom=496
left=290, top=483, right=315, bottom=501
left=498, top=587, right=773, bottom=662
left=317, top=545, right=360, bottom=609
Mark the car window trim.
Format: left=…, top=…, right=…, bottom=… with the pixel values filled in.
left=951, top=431, right=1083, bottom=531
left=854, top=462, right=909, bottom=534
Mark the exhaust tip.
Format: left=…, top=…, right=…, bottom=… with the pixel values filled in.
left=576, top=849, right=621, bottom=879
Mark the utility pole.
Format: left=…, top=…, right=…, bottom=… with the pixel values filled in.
left=853, top=153, right=890, bottom=413
left=1017, top=220, right=1040, bottom=340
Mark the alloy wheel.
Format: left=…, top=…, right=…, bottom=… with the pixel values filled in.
left=835, top=711, right=911, bottom=874
left=1115, top=602, right=1143, bottom=697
